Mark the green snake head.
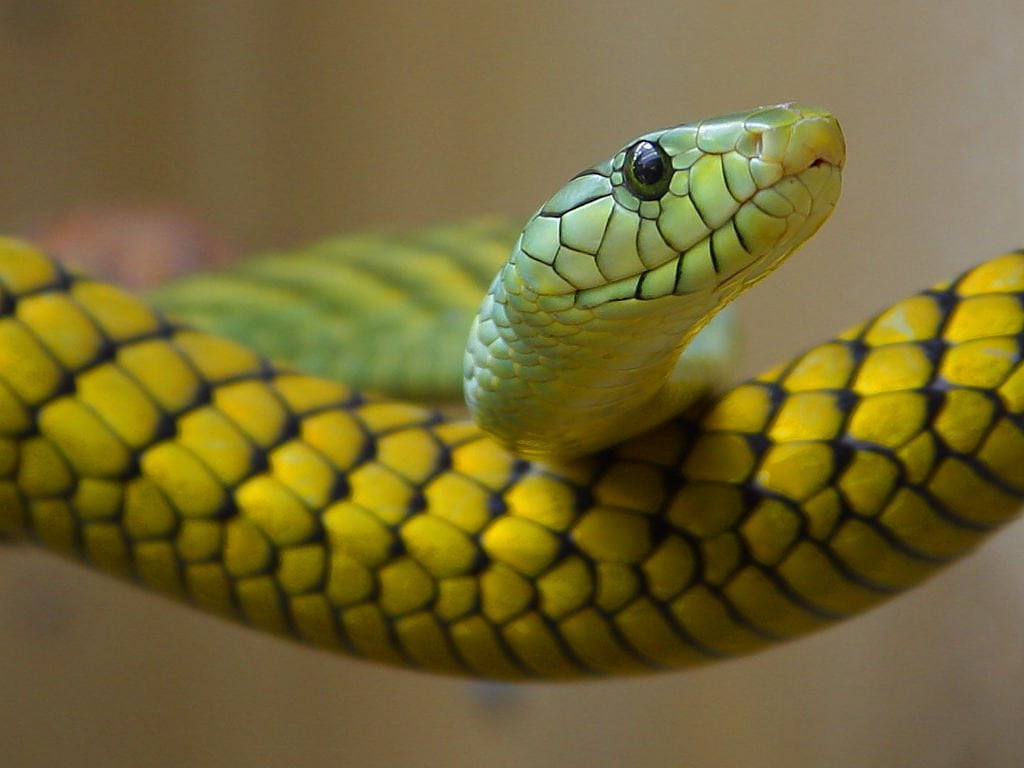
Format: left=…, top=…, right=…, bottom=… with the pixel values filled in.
left=465, top=103, right=845, bottom=458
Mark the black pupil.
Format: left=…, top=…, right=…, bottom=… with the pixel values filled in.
left=631, top=141, right=665, bottom=186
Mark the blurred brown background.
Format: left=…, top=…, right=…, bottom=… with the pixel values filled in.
left=2, top=1, right=1023, bottom=767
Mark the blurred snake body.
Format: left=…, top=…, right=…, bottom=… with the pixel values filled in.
left=2, top=104, right=1023, bottom=679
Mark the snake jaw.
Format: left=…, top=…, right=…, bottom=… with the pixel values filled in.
left=571, top=113, right=844, bottom=309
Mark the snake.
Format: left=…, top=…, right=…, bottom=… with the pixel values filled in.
left=2, top=103, right=1023, bottom=680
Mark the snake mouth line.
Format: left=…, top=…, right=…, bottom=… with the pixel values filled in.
left=573, top=159, right=841, bottom=309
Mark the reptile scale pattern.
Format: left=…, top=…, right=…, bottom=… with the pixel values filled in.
left=149, top=218, right=519, bottom=401
left=1, top=236, right=1023, bottom=679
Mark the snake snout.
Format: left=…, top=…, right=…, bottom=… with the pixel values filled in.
left=773, top=107, right=846, bottom=177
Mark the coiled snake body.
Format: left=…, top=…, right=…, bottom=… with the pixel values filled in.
left=1, top=105, right=1022, bottom=679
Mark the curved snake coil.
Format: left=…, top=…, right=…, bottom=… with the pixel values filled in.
left=1, top=234, right=1023, bottom=679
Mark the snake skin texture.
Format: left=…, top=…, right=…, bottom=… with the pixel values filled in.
left=149, top=218, right=519, bottom=402
left=1, top=236, right=1022, bottom=679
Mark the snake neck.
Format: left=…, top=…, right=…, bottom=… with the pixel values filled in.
left=464, top=263, right=722, bottom=458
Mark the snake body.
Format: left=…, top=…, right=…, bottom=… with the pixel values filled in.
left=1, top=107, right=1023, bottom=679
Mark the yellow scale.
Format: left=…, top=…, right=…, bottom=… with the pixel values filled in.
left=2, top=238, right=1024, bottom=679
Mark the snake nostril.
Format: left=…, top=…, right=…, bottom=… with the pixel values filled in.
left=810, top=157, right=829, bottom=168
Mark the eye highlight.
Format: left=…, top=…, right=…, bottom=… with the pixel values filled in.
left=623, top=140, right=671, bottom=200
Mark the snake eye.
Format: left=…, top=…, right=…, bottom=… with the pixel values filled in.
left=623, top=140, right=671, bottom=200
